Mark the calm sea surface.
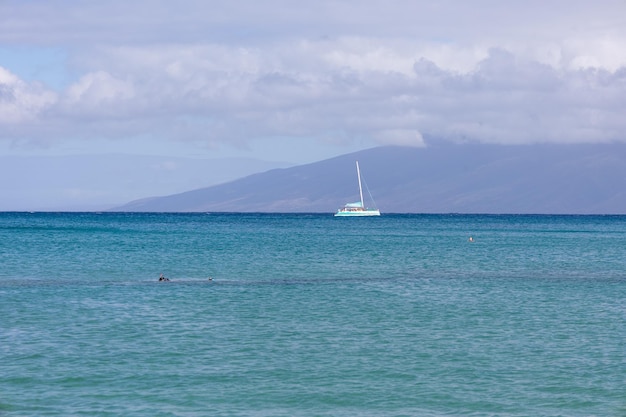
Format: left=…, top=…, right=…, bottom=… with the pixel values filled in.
left=1, top=212, right=625, bottom=416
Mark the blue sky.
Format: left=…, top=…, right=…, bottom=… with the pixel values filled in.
left=1, top=0, right=625, bottom=209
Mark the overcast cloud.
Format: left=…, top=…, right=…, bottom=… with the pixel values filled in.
left=1, top=0, right=626, bottom=154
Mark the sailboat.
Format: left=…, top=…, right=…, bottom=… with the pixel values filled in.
left=334, top=161, right=381, bottom=217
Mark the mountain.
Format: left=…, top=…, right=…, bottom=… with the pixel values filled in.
left=113, top=143, right=626, bottom=214
left=0, top=154, right=291, bottom=211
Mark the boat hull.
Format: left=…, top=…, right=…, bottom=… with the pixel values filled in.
left=334, top=209, right=381, bottom=217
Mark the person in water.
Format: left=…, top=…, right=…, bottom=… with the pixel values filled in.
left=159, top=273, right=169, bottom=281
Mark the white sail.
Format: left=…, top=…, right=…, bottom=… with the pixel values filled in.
left=334, top=161, right=380, bottom=217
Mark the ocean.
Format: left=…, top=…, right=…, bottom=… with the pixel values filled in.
left=1, top=212, right=625, bottom=416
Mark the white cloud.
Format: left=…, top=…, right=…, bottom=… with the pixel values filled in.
left=373, top=130, right=426, bottom=147
left=63, top=71, right=135, bottom=112
left=1, top=0, right=625, bottom=151
left=0, top=66, right=57, bottom=124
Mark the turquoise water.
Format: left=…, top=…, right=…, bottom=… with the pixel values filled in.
left=1, top=213, right=625, bottom=416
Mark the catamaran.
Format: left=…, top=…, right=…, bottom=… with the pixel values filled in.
left=334, top=161, right=381, bottom=217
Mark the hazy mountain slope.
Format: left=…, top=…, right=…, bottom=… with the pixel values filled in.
left=114, top=144, right=626, bottom=214
left=0, top=154, right=291, bottom=211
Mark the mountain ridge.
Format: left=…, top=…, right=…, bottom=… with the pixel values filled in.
left=0, top=154, right=292, bottom=211
left=112, top=143, right=626, bottom=214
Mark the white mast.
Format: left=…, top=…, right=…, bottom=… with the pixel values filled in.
left=356, top=161, right=364, bottom=208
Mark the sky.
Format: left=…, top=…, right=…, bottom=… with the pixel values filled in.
left=1, top=0, right=626, bottom=209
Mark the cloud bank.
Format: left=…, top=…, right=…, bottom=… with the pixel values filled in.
left=1, top=0, right=625, bottom=151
